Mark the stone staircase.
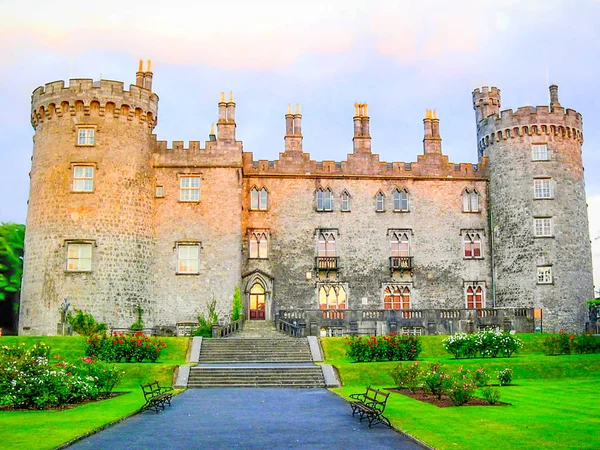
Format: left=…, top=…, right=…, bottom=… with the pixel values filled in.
left=187, top=320, right=327, bottom=388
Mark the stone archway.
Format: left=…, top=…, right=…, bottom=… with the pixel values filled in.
left=242, top=271, right=273, bottom=321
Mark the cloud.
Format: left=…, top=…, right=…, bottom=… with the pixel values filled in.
left=0, top=0, right=359, bottom=70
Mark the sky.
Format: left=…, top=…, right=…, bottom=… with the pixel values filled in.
left=0, top=0, right=598, bottom=292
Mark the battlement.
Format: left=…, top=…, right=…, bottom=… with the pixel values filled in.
left=31, top=78, right=159, bottom=130
left=152, top=138, right=242, bottom=168
left=242, top=151, right=487, bottom=179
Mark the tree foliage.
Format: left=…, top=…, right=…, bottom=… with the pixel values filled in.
left=0, top=223, right=25, bottom=303
left=231, top=286, right=242, bottom=321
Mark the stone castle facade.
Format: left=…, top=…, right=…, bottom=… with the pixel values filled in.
left=19, top=63, right=594, bottom=335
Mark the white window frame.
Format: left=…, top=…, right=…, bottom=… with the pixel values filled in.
left=72, top=166, right=94, bottom=192
left=534, top=178, right=553, bottom=199
left=532, top=143, right=549, bottom=161
left=249, top=230, right=269, bottom=259
left=393, top=188, right=409, bottom=212
left=316, top=188, right=333, bottom=212
left=179, top=176, right=201, bottom=202
left=376, top=191, right=385, bottom=212
left=177, top=243, right=200, bottom=274
left=155, top=186, right=164, bottom=198
left=462, top=189, right=480, bottom=212
left=66, top=242, right=93, bottom=272
left=465, top=283, right=485, bottom=309
left=537, top=266, right=553, bottom=284
left=463, top=232, right=483, bottom=259
left=534, top=217, right=553, bottom=237
left=250, top=187, right=268, bottom=210
left=341, top=190, right=351, bottom=212
left=77, top=128, right=95, bottom=146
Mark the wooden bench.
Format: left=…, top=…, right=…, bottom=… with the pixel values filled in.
left=140, top=381, right=173, bottom=413
left=349, top=387, right=392, bottom=428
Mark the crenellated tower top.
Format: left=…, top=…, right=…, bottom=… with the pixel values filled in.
left=31, top=63, right=159, bottom=131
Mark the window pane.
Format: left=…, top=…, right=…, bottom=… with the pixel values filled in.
left=401, top=192, right=409, bottom=211
left=259, top=239, right=268, bottom=258
left=251, top=188, right=259, bottom=209
left=317, top=190, right=323, bottom=210
left=463, top=191, right=470, bottom=211
left=260, top=188, right=268, bottom=210
left=470, top=192, right=479, bottom=211
left=394, top=191, right=400, bottom=210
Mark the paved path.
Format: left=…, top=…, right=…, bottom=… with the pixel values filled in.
left=69, top=389, right=427, bottom=449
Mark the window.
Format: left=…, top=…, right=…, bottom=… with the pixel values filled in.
left=318, top=284, right=346, bottom=318
left=180, top=176, right=200, bottom=202
left=390, top=231, right=410, bottom=257
left=341, top=190, right=351, bottom=212
left=66, top=242, right=92, bottom=272
left=393, top=188, right=409, bottom=212
left=376, top=191, right=385, bottom=212
left=534, top=178, right=552, bottom=199
left=383, top=286, right=411, bottom=310
left=462, top=189, right=480, bottom=212
left=466, top=285, right=484, bottom=309
left=532, top=143, right=549, bottom=161
left=250, top=187, right=268, bottom=210
left=155, top=186, right=164, bottom=198
left=249, top=231, right=268, bottom=259
left=537, top=266, right=553, bottom=284
left=534, top=217, right=553, bottom=237
left=318, top=231, right=336, bottom=257
left=463, top=232, right=482, bottom=259
left=72, top=166, right=94, bottom=192
left=316, top=188, right=333, bottom=211
left=316, top=230, right=337, bottom=270
left=177, top=244, right=199, bottom=274
left=77, top=128, right=95, bottom=146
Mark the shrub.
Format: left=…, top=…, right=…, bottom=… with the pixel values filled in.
left=480, top=386, right=501, bottom=404
left=470, top=367, right=490, bottom=387
left=497, top=368, right=513, bottom=386
left=573, top=333, right=600, bottom=354
left=0, top=343, right=122, bottom=409
left=231, top=287, right=243, bottom=322
left=130, top=305, right=144, bottom=331
left=86, top=332, right=167, bottom=363
left=67, top=309, right=107, bottom=336
left=195, top=300, right=220, bottom=337
left=390, top=361, right=423, bottom=393
left=446, top=366, right=476, bottom=406
left=443, top=331, right=522, bottom=359
left=346, top=334, right=422, bottom=362
left=422, top=362, right=452, bottom=399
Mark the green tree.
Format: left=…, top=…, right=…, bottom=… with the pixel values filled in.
left=0, top=223, right=25, bottom=310
left=231, top=286, right=242, bottom=321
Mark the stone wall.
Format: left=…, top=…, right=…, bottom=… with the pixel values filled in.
left=475, top=87, right=594, bottom=332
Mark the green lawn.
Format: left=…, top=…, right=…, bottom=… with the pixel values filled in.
left=323, top=335, right=600, bottom=450
left=0, top=336, right=190, bottom=450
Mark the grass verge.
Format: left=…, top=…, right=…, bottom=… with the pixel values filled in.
left=323, top=334, right=600, bottom=450
left=0, top=336, right=189, bottom=450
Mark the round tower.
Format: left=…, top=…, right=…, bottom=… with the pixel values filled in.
left=474, top=85, right=594, bottom=332
left=20, top=65, right=159, bottom=335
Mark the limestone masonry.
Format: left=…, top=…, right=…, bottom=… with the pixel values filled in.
left=19, top=63, right=594, bottom=335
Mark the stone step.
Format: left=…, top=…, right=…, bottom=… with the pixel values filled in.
left=187, top=366, right=326, bottom=388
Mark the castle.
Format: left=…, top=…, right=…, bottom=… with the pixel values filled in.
left=19, top=63, right=594, bottom=335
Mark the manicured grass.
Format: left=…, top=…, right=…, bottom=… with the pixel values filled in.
left=0, top=336, right=190, bottom=449
left=323, top=334, right=600, bottom=450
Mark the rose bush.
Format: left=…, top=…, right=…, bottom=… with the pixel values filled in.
left=86, top=332, right=167, bottom=363
left=346, top=334, right=421, bottom=362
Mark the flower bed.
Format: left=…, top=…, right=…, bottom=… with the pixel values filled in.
left=543, top=331, right=600, bottom=355
left=86, top=332, right=167, bottom=363
left=389, top=361, right=511, bottom=406
left=0, top=343, right=123, bottom=409
left=346, top=334, right=422, bottom=362
left=443, top=330, right=523, bottom=359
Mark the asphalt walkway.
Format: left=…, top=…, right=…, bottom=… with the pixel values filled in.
left=68, top=388, right=427, bottom=449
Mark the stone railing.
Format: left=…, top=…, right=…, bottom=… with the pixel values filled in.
left=278, top=307, right=535, bottom=336
left=212, top=316, right=245, bottom=338
left=274, top=316, right=305, bottom=337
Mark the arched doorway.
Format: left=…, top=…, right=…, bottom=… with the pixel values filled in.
left=249, top=282, right=266, bottom=320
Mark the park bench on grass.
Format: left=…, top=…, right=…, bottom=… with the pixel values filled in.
left=349, top=387, right=392, bottom=428
left=140, top=381, right=173, bottom=413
